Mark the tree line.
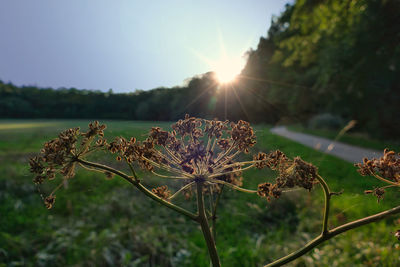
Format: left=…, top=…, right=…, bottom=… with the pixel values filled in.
left=0, top=0, right=399, bottom=138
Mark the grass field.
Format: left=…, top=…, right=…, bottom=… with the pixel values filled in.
left=0, top=119, right=399, bottom=266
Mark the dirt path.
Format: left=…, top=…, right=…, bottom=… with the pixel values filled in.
left=270, top=126, right=382, bottom=163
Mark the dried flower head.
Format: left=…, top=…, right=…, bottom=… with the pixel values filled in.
left=105, top=115, right=260, bottom=195
left=29, top=121, right=106, bottom=209
left=356, top=149, right=400, bottom=201
left=356, top=149, right=400, bottom=183
left=256, top=151, right=318, bottom=201
left=30, top=117, right=320, bottom=208
left=103, top=115, right=319, bottom=200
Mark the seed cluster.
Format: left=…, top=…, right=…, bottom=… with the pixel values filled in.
left=152, top=185, right=171, bottom=200
left=29, top=116, right=321, bottom=209
left=29, top=122, right=107, bottom=209
left=356, top=149, right=400, bottom=183
left=107, top=115, right=256, bottom=180
left=29, top=127, right=79, bottom=186
left=255, top=150, right=318, bottom=201
left=356, top=149, right=400, bottom=201
left=364, top=188, right=386, bottom=202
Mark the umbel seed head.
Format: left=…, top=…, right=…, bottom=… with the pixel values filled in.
left=29, top=116, right=321, bottom=208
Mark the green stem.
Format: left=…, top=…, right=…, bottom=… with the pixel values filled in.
left=196, top=182, right=221, bottom=267
left=211, top=185, right=224, bottom=243
left=76, top=158, right=197, bottom=221
left=316, top=175, right=331, bottom=235
left=265, top=205, right=400, bottom=267
left=207, top=178, right=257, bottom=194
left=126, top=160, right=139, bottom=181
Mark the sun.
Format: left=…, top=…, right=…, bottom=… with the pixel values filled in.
left=190, top=32, right=247, bottom=85
left=212, top=56, right=244, bottom=84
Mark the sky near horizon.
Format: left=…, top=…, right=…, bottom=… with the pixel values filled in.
left=0, top=1, right=290, bottom=92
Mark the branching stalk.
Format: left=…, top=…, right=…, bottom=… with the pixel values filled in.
left=316, top=174, right=331, bottom=235
left=264, top=205, right=400, bottom=267
left=76, top=158, right=197, bottom=221
left=196, top=182, right=221, bottom=267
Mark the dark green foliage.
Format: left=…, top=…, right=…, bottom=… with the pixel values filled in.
left=240, top=0, right=400, bottom=139
left=0, top=73, right=219, bottom=122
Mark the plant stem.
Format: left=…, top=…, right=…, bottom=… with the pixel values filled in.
left=207, top=178, right=257, bottom=194
left=264, top=205, right=400, bottom=267
left=211, top=185, right=224, bottom=243
left=316, top=175, right=331, bottom=235
left=76, top=158, right=197, bottom=221
left=196, top=182, right=221, bottom=267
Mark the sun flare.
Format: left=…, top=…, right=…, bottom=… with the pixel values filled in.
left=212, top=57, right=244, bottom=84
left=191, top=32, right=247, bottom=85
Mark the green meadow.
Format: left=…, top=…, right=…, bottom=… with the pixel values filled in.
left=0, top=120, right=399, bottom=266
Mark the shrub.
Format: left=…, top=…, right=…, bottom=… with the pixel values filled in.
left=308, top=113, right=343, bottom=130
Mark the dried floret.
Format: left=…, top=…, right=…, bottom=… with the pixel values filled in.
left=257, top=182, right=282, bottom=201
left=356, top=149, right=400, bottom=183
left=230, top=120, right=256, bottom=153
left=254, top=152, right=268, bottom=169
left=81, top=121, right=106, bottom=138
left=365, top=188, right=386, bottom=202
left=152, top=185, right=171, bottom=200
left=356, top=149, right=400, bottom=201
left=395, top=230, right=400, bottom=241
left=44, top=195, right=56, bottom=209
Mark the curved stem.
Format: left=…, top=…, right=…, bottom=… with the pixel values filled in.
left=196, top=182, right=221, bottom=267
left=153, top=149, right=180, bottom=167
left=125, top=160, right=139, bottom=181
left=208, top=164, right=254, bottom=179
left=264, top=205, right=400, bottom=267
left=76, top=158, right=197, bottom=221
left=207, top=178, right=258, bottom=194
left=141, top=156, right=193, bottom=178
left=206, top=138, right=217, bottom=165
left=316, top=174, right=331, bottom=235
left=212, top=158, right=265, bottom=174
left=373, top=174, right=400, bottom=186
left=212, top=150, right=241, bottom=170
left=214, top=143, right=236, bottom=165
left=168, top=182, right=195, bottom=200
left=151, top=171, right=188, bottom=180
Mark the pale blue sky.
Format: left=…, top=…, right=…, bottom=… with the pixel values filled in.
left=0, top=0, right=290, bottom=92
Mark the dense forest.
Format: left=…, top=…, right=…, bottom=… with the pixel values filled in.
left=1, top=0, right=399, bottom=138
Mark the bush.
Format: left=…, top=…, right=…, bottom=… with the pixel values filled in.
left=308, top=113, right=343, bottom=130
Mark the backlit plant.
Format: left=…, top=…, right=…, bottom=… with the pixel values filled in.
left=29, top=116, right=400, bottom=266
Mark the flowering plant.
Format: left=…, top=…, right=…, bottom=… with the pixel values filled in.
left=29, top=116, right=400, bottom=266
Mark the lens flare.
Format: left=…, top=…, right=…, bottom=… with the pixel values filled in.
left=212, top=57, right=244, bottom=84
